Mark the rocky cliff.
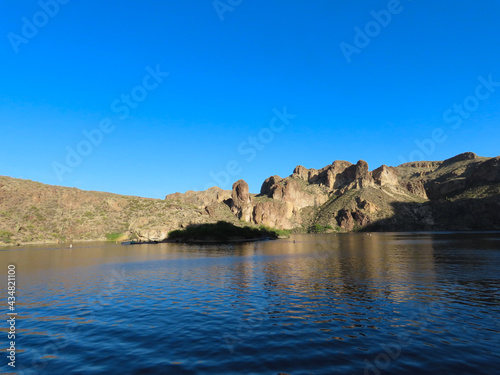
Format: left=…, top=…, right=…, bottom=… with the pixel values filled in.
left=1, top=152, right=499, bottom=245
left=167, top=152, right=500, bottom=232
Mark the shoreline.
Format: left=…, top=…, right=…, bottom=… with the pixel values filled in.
left=0, top=238, right=107, bottom=248
left=162, top=237, right=275, bottom=244
left=3, top=230, right=500, bottom=249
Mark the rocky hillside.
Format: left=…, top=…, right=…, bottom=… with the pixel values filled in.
left=1, top=152, right=499, bottom=245
left=167, top=152, right=500, bottom=232
left=0, top=177, right=238, bottom=245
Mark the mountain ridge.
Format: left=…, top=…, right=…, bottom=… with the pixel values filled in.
left=1, top=152, right=499, bottom=245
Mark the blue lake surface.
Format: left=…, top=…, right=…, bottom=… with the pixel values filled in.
left=1, top=233, right=499, bottom=374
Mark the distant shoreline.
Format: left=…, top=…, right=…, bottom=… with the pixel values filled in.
left=150, top=237, right=276, bottom=245
left=4, top=230, right=500, bottom=249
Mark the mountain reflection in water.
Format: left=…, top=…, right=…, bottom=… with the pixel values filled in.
left=1, top=232, right=499, bottom=374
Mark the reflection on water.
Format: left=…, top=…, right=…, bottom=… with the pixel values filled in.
left=0, top=233, right=499, bottom=374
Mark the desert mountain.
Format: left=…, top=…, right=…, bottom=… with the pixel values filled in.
left=1, top=152, right=499, bottom=245
left=0, top=177, right=236, bottom=245
left=167, top=152, right=500, bottom=233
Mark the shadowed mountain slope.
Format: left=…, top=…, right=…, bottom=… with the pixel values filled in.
left=1, top=152, right=499, bottom=245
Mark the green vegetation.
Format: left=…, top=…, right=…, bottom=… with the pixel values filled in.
left=0, top=230, right=13, bottom=243
left=252, top=195, right=275, bottom=203
left=258, top=225, right=291, bottom=237
left=168, top=221, right=279, bottom=242
left=51, top=233, right=67, bottom=242
left=105, top=232, right=124, bottom=241
left=1, top=154, right=498, bottom=244
left=0, top=174, right=215, bottom=245
left=308, top=224, right=334, bottom=233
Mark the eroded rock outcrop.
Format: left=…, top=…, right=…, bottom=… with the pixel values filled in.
left=252, top=201, right=295, bottom=228
left=231, top=179, right=253, bottom=222
left=166, top=186, right=231, bottom=207
left=404, top=181, right=428, bottom=199
left=373, top=165, right=398, bottom=186
left=260, top=175, right=283, bottom=196
left=1, top=152, right=498, bottom=246
left=160, top=152, right=500, bottom=233
left=470, top=156, right=500, bottom=183
left=261, top=178, right=327, bottom=209
left=442, top=152, right=478, bottom=165
left=292, top=165, right=309, bottom=181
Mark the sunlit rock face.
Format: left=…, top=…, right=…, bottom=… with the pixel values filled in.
left=231, top=179, right=253, bottom=222
left=0, top=152, right=498, bottom=246
left=159, top=152, right=500, bottom=233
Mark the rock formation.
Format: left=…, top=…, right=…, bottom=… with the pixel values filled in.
left=165, top=186, right=231, bottom=207
left=230, top=179, right=253, bottom=222
left=1, top=152, right=499, bottom=245
left=161, top=152, right=500, bottom=233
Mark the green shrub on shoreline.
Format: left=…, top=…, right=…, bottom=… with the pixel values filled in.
left=105, top=232, right=124, bottom=241
left=307, top=224, right=334, bottom=233
left=257, top=225, right=291, bottom=237
left=0, top=230, right=13, bottom=243
left=168, top=221, right=282, bottom=242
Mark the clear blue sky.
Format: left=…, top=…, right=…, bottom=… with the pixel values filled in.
left=1, top=0, right=499, bottom=198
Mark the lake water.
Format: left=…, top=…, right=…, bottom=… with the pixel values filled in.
left=1, top=233, right=499, bottom=375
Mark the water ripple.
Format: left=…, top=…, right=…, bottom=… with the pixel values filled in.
left=0, top=233, right=499, bottom=374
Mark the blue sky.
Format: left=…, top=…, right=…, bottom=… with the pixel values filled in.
left=1, top=0, right=499, bottom=198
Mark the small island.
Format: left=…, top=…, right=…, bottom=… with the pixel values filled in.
left=166, top=221, right=289, bottom=243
